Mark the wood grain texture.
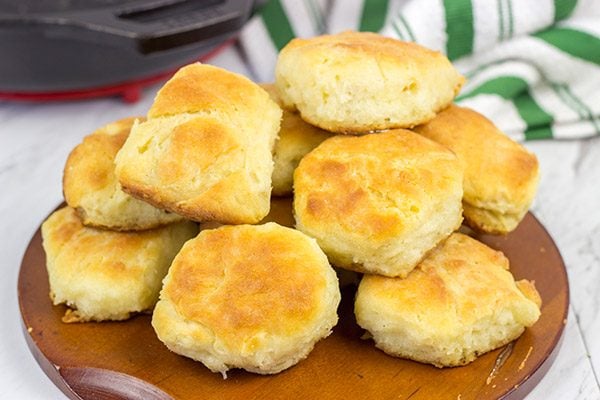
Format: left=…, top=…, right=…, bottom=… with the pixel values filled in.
left=18, top=198, right=568, bottom=400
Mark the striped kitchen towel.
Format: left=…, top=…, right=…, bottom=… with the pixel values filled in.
left=238, top=0, right=600, bottom=140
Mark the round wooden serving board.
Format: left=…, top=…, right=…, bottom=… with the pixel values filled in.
left=18, top=199, right=569, bottom=400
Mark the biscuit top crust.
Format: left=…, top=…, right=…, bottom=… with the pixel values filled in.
left=163, top=223, right=335, bottom=346
left=148, top=63, right=274, bottom=122
left=414, top=105, right=539, bottom=213
left=358, top=233, right=541, bottom=334
left=63, top=117, right=141, bottom=202
left=281, top=31, right=447, bottom=70
left=154, top=117, right=241, bottom=187
left=294, top=130, right=463, bottom=243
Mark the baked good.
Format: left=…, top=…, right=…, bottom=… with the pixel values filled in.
left=115, top=63, right=282, bottom=224
left=41, top=206, right=198, bottom=322
left=63, top=117, right=184, bottom=231
left=414, top=105, right=540, bottom=234
left=260, top=196, right=360, bottom=286
left=260, top=83, right=331, bottom=196
left=355, top=233, right=542, bottom=367
left=294, top=129, right=464, bottom=277
left=275, top=31, right=464, bottom=133
left=152, top=223, right=340, bottom=376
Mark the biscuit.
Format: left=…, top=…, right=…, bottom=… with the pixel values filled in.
left=63, top=117, right=184, bottom=231
left=294, top=129, right=464, bottom=277
left=275, top=31, right=464, bottom=133
left=260, top=196, right=361, bottom=288
left=115, top=64, right=282, bottom=224
left=414, top=105, right=540, bottom=234
left=41, top=206, right=198, bottom=322
left=261, top=83, right=331, bottom=196
left=355, top=233, right=542, bottom=367
left=152, top=223, right=340, bottom=376
left=263, top=196, right=361, bottom=287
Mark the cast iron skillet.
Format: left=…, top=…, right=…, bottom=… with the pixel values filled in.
left=0, top=0, right=258, bottom=92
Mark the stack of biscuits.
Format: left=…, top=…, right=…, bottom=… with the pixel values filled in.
left=43, top=118, right=199, bottom=323
left=41, top=31, right=542, bottom=377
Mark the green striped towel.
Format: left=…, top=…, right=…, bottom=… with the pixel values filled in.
left=238, top=0, right=600, bottom=140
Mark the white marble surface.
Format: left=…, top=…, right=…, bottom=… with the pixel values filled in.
left=1, top=48, right=599, bottom=399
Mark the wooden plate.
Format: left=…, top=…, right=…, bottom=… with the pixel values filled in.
left=18, top=199, right=569, bottom=400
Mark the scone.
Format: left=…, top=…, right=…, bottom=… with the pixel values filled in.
left=63, top=117, right=184, bottom=231
left=152, top=223, right=340, bottom=377
left=41, top=206, right=198, bottom=322
left=275, top=31, right=464, bottom=133
left=259, top=195, right=360, bottom=286
left=294, top=129, right=464, bottom=277
left=260, top=83, right=331, bottom=196
left=115, top=63, right=282, bottom=224
left=355, top=233, right=542, bottom=367
left=414, top=105, right=540, bottom=234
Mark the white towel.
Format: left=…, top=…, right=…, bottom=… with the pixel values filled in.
left=238, top=0, right=600, bottom=140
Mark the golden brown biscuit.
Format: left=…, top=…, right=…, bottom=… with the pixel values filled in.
left=41, top=206, right=198, bottom=322
left=275, top=31, right=464, bottom=133
left=115, top=64, right=282, bottom=224
left=262, top=196, right=361, bottom=287
left=152, top=223, right=340, bottom=376
left=414, top=105, right=540, bottom=234
left=294, top=129, right=464, bottom=277
left=355, top=233, right=541, bottom=367
left=63, top=117, right=184, bottom=231
left=261, top=83, right=331, bottom=196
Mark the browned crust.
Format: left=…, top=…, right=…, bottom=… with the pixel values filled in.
left=119, top=178, right=263, bottom=225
